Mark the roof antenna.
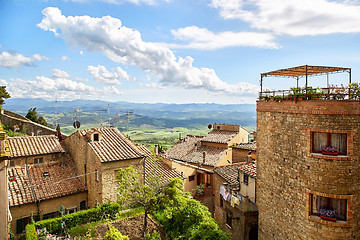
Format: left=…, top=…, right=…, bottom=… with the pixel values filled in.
left=94, top=109, right=107, bottom=127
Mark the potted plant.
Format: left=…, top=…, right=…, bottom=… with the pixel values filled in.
left=319, top=208, right=336, bottom=222
left=321, top=146, right=338, bottom=156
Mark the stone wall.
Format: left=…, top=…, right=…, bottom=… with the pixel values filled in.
left=0, top=109, right=62, bottom=136
left=11, top=153, right=64, bottom=167
left=257, top=100, right=360, bottom=239
left=0, top=159, right=8, bottom=239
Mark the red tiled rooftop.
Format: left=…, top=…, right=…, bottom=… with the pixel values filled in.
left=214, top=161, right=256, bottom=186
left=201, top=129, right=239, bottom=144
left=8, top=160, right=86, bottom=207
left=79, top=127, right=145, bottom=162
left=8, top=135, right=65, bottom=158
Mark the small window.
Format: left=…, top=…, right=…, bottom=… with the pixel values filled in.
left=206, top=173, right=211, bottom=186
left=80, top=200, right=87, bottom=210
left=217, top=126, right=221, bottom=130
left=9, top=160, right=14, bottom=167
left=312, top=132, right=347, bottom=155
left=243, top=174, right=249, bottom=185
left=220, top=194, right=223, bottom=207
left=42, top=211, right=58, bottom=220
left=93, top=133, right=99, bottom=141
left=67, top=208, right=77, bottom=214
left=16, top=216, right=31, bottom=234
left=34, top=157, right=43, bottom=164
left=226, top=211, right=232, bottom=228
left=189, top=175, right=195, bottom=182
left=310, top=194, right=347, bottom=221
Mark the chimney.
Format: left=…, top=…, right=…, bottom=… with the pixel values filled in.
left=194, top=143, right=198, bottom=151
left=252, top=131, right=257, bottom=141
left=154, top=145, right=159, bottom=156
left=247, top=151, right=252, bottom=163
left=179, top=132, right=182, bottom=141
left=0, top=132, right=5, bottom=154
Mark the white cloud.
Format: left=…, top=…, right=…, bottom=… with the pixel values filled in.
left=210, top=0, right=360, bottom=36
left=61, top=56, right=70, bottom=61
left=2, top=76, right=121, bottom=100
left=167, top=26, right=279, bottom=49
left=87, top=65, right=131, bottom=84
left=51, top=68, right=71, bottom=79
left=74, top=77, right=89, bottom=82
left=140, top=82, right=166, bottom=89
left=0, top=51, right=47, bottom=68
left=38, top=7, right=259, bottom=95
left=79, top=51, right=84, bottom=55
left=103, top=86, right=123, bottom=95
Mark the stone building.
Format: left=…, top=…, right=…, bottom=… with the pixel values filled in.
left=231, top=142, right=256, bottom=164
left=5, top=134, right=87, bottom=235
left=0, top=124, right=11, bottom=239
left=163, top=123, right=249, bottom=212
left=8, top=160, right=87, bottom=235
left=61, top=127, right=146, bottom=207
left=257, top=65, right=359, bottom=239
left=213, top=161, right=258, bottom=240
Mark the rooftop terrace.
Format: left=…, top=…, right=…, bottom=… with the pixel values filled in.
left=259, top=65, right=359, bottom=101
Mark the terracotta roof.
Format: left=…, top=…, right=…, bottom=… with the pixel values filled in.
left=165, top=135, right=203, bottom=160
left=79, top=127, right=145, bottom=162
left=8, top=135, right=65, bottom=158
left=8, top=161, right=87, bottom=207
left=239, top=161, right=257, bottom=178
left=201, top=129, right=239, bottom=144
left=214, top=161, right=257, bottom=186
left=165, top=133, right=232, bottom=167
left=137, top=145, right=183, bottom=184
left=232, top=142, right=257, bottom=151
left=182, top=146, right=227, bottom=167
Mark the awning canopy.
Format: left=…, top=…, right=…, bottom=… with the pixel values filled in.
left=259, top=65, right=352, bottom=95
left=261, top=65, right=351, bottom=78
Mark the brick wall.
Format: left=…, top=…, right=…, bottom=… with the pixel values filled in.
left=257, top=100, right=360, bottom=239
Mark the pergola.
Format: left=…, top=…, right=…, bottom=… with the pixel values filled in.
left=260, top=65, right=351, bottom=95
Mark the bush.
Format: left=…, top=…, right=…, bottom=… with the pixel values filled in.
left=25, top=224, right=37, bottom=240
left=104, top=225, right=129, bottom=240
left=146, top=231, right=161, bottom=240
left=34, top=202, right=120, bottom=234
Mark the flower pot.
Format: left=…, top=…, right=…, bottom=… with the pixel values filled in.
left=322, top=151, right=338, bottom=156
left=320, top=215, right=336, bottom=222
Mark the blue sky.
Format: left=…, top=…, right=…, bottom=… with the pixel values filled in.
left=0, top=0, right=359, bottom=104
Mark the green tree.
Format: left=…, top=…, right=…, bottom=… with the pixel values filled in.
left=0, top=86, right=10, bottom=106
left=116, top=161, right=165, bottom=238
left=56, top=124, right=61, bottom=132
left=104, top=225, right=129, bottom=240
left=25, top=108, right=51, bottom=128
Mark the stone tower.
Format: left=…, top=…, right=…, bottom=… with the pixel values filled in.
left=256, top=65, right=359, bottom=239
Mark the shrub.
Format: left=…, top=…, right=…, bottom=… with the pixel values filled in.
left=146, top=231, right=161, bottom=240
left=104, top=225, right=129, bottom=240
left=34, top=202, right=120, bottom=234
left=25, top=224, right=37, bottom=240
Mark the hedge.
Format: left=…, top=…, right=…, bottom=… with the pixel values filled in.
left=33, top=202, right=120, bottom=234
left=25, top=224, right=37, bottom=240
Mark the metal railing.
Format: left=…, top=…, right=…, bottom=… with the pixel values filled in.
left=259, top=86, right=360, bottom=101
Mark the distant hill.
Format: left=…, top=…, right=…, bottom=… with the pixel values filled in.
left=3, top=98, right=257, bottom=142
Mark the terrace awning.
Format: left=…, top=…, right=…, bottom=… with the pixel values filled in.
left=260, top=65, right=351, bottom=95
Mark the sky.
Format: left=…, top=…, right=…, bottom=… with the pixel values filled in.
left=0, top=0, right=359, bottom=104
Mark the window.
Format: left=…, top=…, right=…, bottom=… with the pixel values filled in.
left=243, top=174, right=249, bottom=185
left=312, top=132, right=347, bottom=155
left=9, top=160, right=14, bottom=167
left=16, top=217, right=31, bottom=234
left=34, top=157, right=43, bottom=164
left=220, top=194, right=223, bottom=207
left=189, top=175, right=195, bottom=182
left=206, top=173, right=211, bottom=186
left=310, top=194, right=347, bottom=221
left=226, top=211, right=232, bottom=228
left=93, top=133, right=99, bottom=141
left=67, top=207, right=77, bottom=214
left=80, top=200, right=87, bottom=210
left=42, top=211, right=59, bottom=220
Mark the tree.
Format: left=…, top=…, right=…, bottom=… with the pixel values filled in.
left=25, top=108, right=51, bottom=128
left=0, top=86, right=10, bottom=106
left=116, top=162, right=165, bottom=238
left=56, top=124, right=61, bottom=132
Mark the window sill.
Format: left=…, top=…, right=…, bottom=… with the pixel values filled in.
left=310, top=153, right=349, bottom=160
left=309, top=215, right=351, bottom=228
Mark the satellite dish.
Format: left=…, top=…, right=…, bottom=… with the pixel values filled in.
left=73, top=121, right=81, bottom=129
left=208, top=124, right=212, bottom=129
